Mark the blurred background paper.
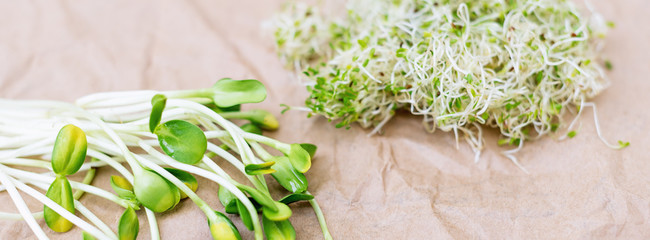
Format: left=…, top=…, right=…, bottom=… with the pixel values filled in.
left=0, top=0, right=649, bottom=239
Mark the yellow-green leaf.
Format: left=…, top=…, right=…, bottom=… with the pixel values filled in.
left=118, top=207, right=139, bottom=240
left=134, top=170, right=180, bottom=212
left=262, top=201, right=292, bottom=222
left=209, top=211, right=241, bottom=240
left=263, top=216, right=296, bottom=240
left=44, top=176, right=75, bottom=232
left=51, top=124, right=87, bottom=176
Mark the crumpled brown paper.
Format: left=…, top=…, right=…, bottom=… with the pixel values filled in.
left=1, top=0, right=649, bottom=239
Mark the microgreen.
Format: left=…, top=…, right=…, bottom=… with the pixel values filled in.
left=220, top=109, right=280, bottom=130
left=218, top=185, right=240, bottom=214
left=236, top=199, right=254, bottom=230
left=240, top=123, right=264, bottom=135
left=0, top=80, right=331, bottom=240
left=133, top=169, right=181, bottom=212
left=298, top=143, right=318, bottom=158
left=262, top=201, right=292, bottom=222
left=110, top=175, right=137, bottom=201
left=605, top=60, right=613, bottom=70
left=567, top=131, right=577, bottom=139
left=209, top=103, right=242, bottom=113
left=149, top=94, right=167, bottom=133
left=237, top=185, right=277, bottom=211
left=118, top=207, right=139, bottom=240
left=245, top=161, right=277, bottom=175
left=164, top=168, right=198, bottom=199
left=82, top=232, right=96, bottom=240
left=270, top=156, right=308, bottom=193
left=262, top=216, right=297, bottom=240
left=274, top=0, right=619, bottom=164
left=51, top=124, right=87, bottom=176
left=211, top=78, right=267, bottom=108
left=44, top=176, right=75, bottom=232
left=288, top=144, right=311, bottom=173
left=280, top=193, right=314, bottom=205
left=209, top=211, right=242, bottom=240
left=617, top=140, right=630, bottom=149
left=155, top=120, right=208, bottom=165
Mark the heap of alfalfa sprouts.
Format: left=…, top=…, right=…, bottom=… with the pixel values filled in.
left=274, top=0, right=623, bottom=164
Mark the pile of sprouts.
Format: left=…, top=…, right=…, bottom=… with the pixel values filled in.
left=274, top=0, right=627, bottom=165
left=0, top=79, right=331, bottom=240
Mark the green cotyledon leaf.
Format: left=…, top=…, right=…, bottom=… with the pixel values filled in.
left=149, top=94, right=167, bottom=133
left=133, top=170, right=180, bottom=212
left=279, top=193, right=314, bottom=205
left=209, top=211, right=242, bottom=240
left=44, top=176, right=75, bottom=232
left=236, top=199, right=254, bottom=230
left=269, top=156, right=308, bottom=193
left=110, top=175, right=136, bottom=200
left=211, top=78, right=267, bottom=108
left=244, top=161, right=276, bottom=175
left=262, top=201, right=292, bottom=222
left=155, top=120, right=207, bottom=165
left=118, top=207, right=139, bottom=240
left=51, top=124, right=87, bottom=176
left=263, top=215, right=296, bottom=240
left=164, top=168, right=198, bottom=199
left=288, top=144, right=311, bottom=173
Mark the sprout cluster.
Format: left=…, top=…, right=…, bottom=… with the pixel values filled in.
left=274, top=0, right=620, bottom=162
left=0, top=79, right=331, bottom=240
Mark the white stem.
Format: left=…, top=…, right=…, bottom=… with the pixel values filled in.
left=1, top=166, right=130, bottom=208
left=145, top=208, right=160, bottom=240
left=583, top=102, right=621, bottom=149
left=10, top=177, right=111, bottom=240
left=0, top=211, right=44, bottom=220
left=75, top=201, right=119, bottom=239
left=206, top=143, right=246, bottom=173
left=0, top=167, right=49, bottom=240
left=26, top=181, right=116, bottom=238
left=136, top=141, right=263, bottom=240
left=87, top=149, right=134, bottom=183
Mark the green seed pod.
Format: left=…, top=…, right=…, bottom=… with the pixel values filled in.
left=118, top=207, right=139, bottom=240
left=134, top=170, right=181, bottom=212
left=262, top=201, right=292, bottom=222
left=110, top=175, right=136, bottom=200
left=269, top=156, right=308, bottom=193
left=44, top=176, right=75, bottom=232
left=209, top=211, right=242, bottom=240
left=164, top=168, right=198, bottom=199
left=51, top=124, right=87, bottom=176
left=262, top=216, right=296, bottom=240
